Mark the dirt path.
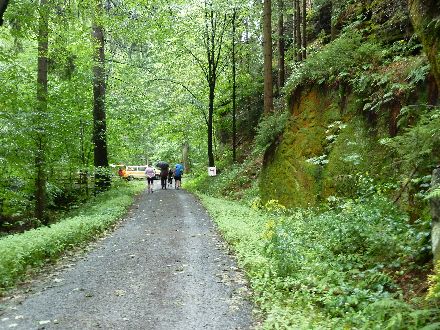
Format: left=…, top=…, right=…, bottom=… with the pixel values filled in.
left=0, top=182, right=254, bottom=329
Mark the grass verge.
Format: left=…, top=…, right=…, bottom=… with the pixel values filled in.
left=0, top=181, right=145, bottom=292
left=198, top=194, right=440, bottom=329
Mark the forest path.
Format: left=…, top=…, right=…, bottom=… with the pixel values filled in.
left=0, top=182, right=254, bottom=329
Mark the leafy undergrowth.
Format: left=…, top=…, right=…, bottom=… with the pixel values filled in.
left=185, top=154, right=262, bottom=203
left=0, top=181, right=144, bottom=292
left=198, top=194, right=440, bottom=329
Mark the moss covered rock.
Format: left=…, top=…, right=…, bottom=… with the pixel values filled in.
left=260, top=87, right=398, bottom=208
left=408, top=0, right=440, bottom=93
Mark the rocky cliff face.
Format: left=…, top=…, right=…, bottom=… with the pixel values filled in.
left=431, top=168, right=440, bottom=261
left=261, top=87, right=383, bottom=207
left=258, top=0, right=440, bottom=208
left=408, top=0, right=440, bottom=93
left=260, top=76, right=437, bottom=211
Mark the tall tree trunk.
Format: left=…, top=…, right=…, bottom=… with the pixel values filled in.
left=292, top=0, right=297, bottom=49
left=182, top=141, right=190, bottom=173
left=430, top=167, right=440, bottom=262
left=92, top=1, right=110, bottom=190
left=208, top=84, right=215, bottom=167
left=263, top=0, right=274, bottom=114
left=35, top=0, right=49, bottom=222
left=232, top=8, right=237, bottom=163
left=302, top=0, right=306, bottom=59
left=278, top=0, right=285, bottom=90
left=295, top=0, right=302, bottom=61
left=200, top=1, right=227, bottom=167
left=408, top=0, right=440, bottom=93
left=409, top=0, right=440, bottom=262
left=0, top=0, right=9, bottom=25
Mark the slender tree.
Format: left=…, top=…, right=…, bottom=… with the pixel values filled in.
left=278, top=0, right=285, bottom=90
left=294, top=0, right=302, bottom=61
left=292, top=0, right=297, bottom=48
left=92, top=0, right=110, bottom=190
left=182, top=141, right=190, bottom=173
left=0, top=0, right=8, bottom=25
left=263, top=0, right=274, bottom=114
left=35, top=0, right=49, bottom=222
left=408, top=0, right=440, bottom=93
left=301, top=0, right=306, bottom=59
left=188, top=0, right=228, bottom=167
left=232, top=7, right=237, bottom=162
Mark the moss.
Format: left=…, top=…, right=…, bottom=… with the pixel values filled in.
left=323, top=117, right=397, bottom=198
left=260, top=89, right=341, bottom=207
left=408, top=0, right=440, bottom=92
left=261, top=86, right=401, bottom=207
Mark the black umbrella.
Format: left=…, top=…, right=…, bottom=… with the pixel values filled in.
left=156, top=161, right=169, bottom=170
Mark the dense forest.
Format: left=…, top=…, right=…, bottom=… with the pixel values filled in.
left=1, top=0, right=440, bottom=328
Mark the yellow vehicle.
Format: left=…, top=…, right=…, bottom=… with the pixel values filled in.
left=122, top=165, right=162, bottom=180
left=124, top=165, right=147, bottom=180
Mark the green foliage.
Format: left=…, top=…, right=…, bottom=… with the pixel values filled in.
left=254, top=109, right=290, bottom=151
left=381, top=106, right=440, bottom=170
left=200, top=193, right=440, bottom=329
left=427, top=188, right=440, bottom=200
left=285, top=31, right=383, bottom=93
left=285, top=29, right=429, bottom=118
left=385, top=37, right=423, bottom=58
left=428, top=260, right=440, bottom=301
left=0, top=181, right=144, bottom=291
left=185, top=153, right=262, bottom=203
left=352, top=56, right=430, bottom=114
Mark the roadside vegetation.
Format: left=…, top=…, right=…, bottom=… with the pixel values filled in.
left=186, top=22, right=440, bottom=320
left=0, top=181, right=144, bottom=292
left=195, top=193, right=440, bottom=329
left=1, top=0, right=440, bottom=327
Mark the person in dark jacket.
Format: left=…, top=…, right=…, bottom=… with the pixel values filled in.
left=160, top=167, right=169, bottom=189
left=168, top=168, right=173, bottom=187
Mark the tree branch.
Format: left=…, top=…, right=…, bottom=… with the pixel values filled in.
left=107, top=59, right=208, bottom=125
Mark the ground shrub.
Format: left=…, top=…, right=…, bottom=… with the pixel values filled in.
left=199, top=194, right=440, bottom=329
left=284, top=31, right=383, bottom=94
left=255, top=109, right=290, bottom=152
left=428, top=260, right=440, bottom=301
left=185, top=154, right=262, bottom=203
left=0, top=181, right=144, bottom=291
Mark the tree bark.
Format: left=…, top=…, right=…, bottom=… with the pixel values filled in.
left=182, top=141, right=190, bottom=174
left=92, top=1, right=110, bottom=190
left=278, top=0, right=285, bottom=90
left=200, top=1, right=228, bottom=167
left=263, top=0, right=274, bottom=114
left=35, top=0, right=49, bottom=222
left=208, top=83, right=215, bottom=167
left=0, top=0, right=9, bottom=25
left=295, top=0, right=302, bottom=61
left=408, top=0, right=440, bottom=94
left=292, top=0, right=297, bottom=49
left=430, top=167, right=440, bottom=262
left=302, top=0, right=306, bottom=59
left=232, top=8, right=237, bottom=163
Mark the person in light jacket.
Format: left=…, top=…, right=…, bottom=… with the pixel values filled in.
left=145, top=165, right=156, bottom=193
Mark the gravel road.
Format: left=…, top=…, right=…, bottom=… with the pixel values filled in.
left=0, top=182, right=254, bottom=329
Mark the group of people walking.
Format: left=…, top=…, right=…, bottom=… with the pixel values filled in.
left=145, top=163, right=184, bottom=193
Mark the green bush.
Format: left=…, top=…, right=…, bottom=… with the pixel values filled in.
left=255, top=109, right=290, bottom=151
left=185, top=154, right=262, bottom=203
left=428, top=260, right=440, bottom=301
left=199, top=193, right=440, bottom=329
left=284, top=31, right=383, bottom=94
left=0, top=181, right=144, bottom=291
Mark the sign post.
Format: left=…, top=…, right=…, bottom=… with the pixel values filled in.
left=208, top=167, right=216, bottom=176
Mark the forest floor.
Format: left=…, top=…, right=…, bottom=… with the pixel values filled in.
left=0, top=182, right=255, bottom=329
